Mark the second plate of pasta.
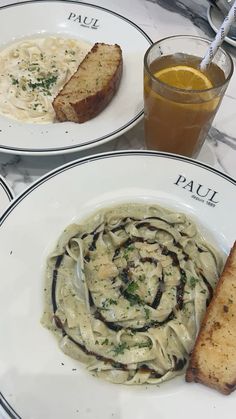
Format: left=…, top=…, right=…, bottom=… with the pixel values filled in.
left=0, top=151, right=235, bottom=419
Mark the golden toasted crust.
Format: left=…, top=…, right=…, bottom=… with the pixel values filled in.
left=186, top=241, right=236, bottom=395
left=53, top=43, right=122, bottom=123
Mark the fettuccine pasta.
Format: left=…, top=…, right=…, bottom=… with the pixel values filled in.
left=0, top=36, right=91, bottom=123
left=42, top=203, right=222, bottom=385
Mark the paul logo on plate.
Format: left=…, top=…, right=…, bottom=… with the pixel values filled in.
left=174, top=174, right=219, bottom=207
left=67, top=12, right=99, bottom=29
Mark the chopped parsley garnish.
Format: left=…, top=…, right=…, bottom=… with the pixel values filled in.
left=180, top=274, right=187, bottom=284
left=126, top=281, right=139, bottom=294
left=123, top=281, right=142, bottom=306
left=189, top=276, right=199, bottom=289
left=125, top=292, right=142, bottom=306
left=102, top=298, right=117, bottom=307
left=112, top=342, right=129, bottom=356
left=9, top=75, right=19, bottom=85
left=32, top=103, right=40, bottom=110
left=107, top=298, right=117, bottom=305
left=102, top=298, right=117, bottom=308
left=136, top=340, right=152, bottom=349
left=28, top=73, right=58, bottom=94
left=123, top=245, right=135, bottom=260
left=127, top=244, right=135, bottom=251
left=144, top=308, right=150, bottom=320
left=127, top=294, right=140, bottom=305
left=101, top=338, right=109, bottom=346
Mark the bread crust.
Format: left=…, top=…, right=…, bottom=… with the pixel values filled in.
left=186, top=241, right=236, bottom=395
left=53, top=43, right=123, bottom=123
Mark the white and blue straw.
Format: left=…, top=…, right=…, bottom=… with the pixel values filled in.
left=200, top=0, right=236, bottom=71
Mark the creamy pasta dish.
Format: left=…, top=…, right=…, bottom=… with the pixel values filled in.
left=0, top=36, right=91, bottom=123
left=42, top=203, right=222, bottom=385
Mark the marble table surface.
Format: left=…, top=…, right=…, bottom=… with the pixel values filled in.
left=0, top=0, right=236, bottom=199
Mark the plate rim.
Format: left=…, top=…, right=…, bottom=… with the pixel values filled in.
left=207, top=5, right=236, bottom=47
left=0, top=174, right=14, bottom=207
left=0, top=392, right=21, bottom=419
left=0, top=0, right=153, bottom=156
left=0, top=150, right=235, bottom=419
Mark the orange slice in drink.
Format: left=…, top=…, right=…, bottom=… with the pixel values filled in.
left=154, top=65, right=213, bottom=90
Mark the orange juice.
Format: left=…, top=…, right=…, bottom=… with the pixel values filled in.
left=144, top=53, right=226, bottom=157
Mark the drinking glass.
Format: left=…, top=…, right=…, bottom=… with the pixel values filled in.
left=144, top=35, right=233, bottom=157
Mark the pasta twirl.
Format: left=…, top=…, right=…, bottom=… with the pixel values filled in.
left=42, top=203, right=222, bottom=385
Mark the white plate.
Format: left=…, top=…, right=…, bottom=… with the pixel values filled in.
left=207, top=5, right=236, bottom=47
left=0, top=175, right=13, bottom=215
left=0, top=1, right=152, bottom=156
left=0, top=151, right=236, bottom=419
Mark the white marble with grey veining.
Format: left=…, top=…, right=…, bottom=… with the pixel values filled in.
left=0, top=0, right=235, bottom=198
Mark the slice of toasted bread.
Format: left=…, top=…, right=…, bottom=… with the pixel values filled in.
left=186, top=241, right=236, bottom=395
left=53, top=42, right=122, bottom=123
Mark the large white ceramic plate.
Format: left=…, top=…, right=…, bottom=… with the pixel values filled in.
left=0, top=175, right=13, bottom=216
left=0, top=1, right=152, bottom=156
left=0, top=151, right=235, bottom=419
left=207, top=5, right=236, bottom=47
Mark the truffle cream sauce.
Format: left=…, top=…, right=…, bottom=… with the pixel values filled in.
left=0, top=36, right=91, bottom=123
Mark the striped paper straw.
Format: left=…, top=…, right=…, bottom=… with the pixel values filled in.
left=200, top=0, right=236, bottom=71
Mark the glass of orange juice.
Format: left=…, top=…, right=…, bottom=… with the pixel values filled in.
left=144, top=35, right=233, bottom=158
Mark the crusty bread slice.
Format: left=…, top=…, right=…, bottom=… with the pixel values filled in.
left=53, top=42, right=122, bottom=123
left=186, top=241, right=236, bottom=395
